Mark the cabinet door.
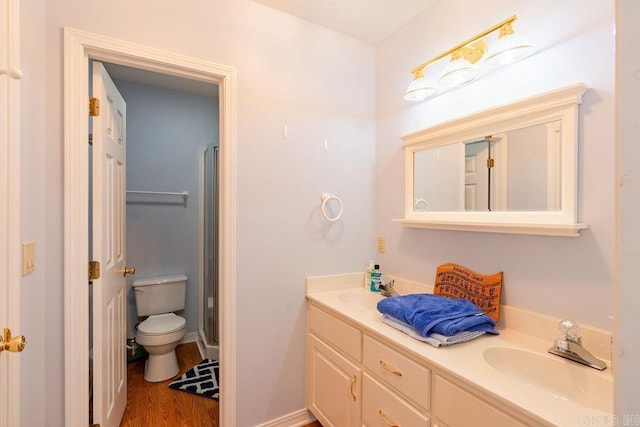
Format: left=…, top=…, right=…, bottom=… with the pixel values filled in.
left=308, top=334, right=361, bottom=427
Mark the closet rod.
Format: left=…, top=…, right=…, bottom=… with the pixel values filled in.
left=126, top=190, right=189, bottom=199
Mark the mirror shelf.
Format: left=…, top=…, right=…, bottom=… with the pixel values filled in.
left=392, top=218, right=588, bottom=237
left=396, top=83, right=589, bottom=237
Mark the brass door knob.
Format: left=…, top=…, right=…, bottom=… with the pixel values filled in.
left=1, top=328, right=26, bottom=353
left=123, top=266, right=136, bottom=277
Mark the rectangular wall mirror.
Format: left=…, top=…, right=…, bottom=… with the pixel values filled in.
left=394, top=83, right=588, bottom=236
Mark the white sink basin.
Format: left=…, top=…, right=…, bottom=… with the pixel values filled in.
left=483, top=347, right=612, bottom=412
left=338, top=290, right=383, bottom=308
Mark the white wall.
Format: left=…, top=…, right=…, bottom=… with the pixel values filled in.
left=376, top=0, right=615, bottom=329
left=44, top=1, right=375, bottom=425
left=507, top=124, right=548, bottom=210
left=19, top=0, right=46, bottom=425
left=115, top=80, right=218, bottom=339
left=615, top=0, right=640, bottom=417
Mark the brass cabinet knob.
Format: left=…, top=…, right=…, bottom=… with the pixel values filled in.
left=123, top=266, right=136, bottom=277
left=1, top=328, right=26, bottom=353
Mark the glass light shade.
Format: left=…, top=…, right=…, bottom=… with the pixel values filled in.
left=403, top=77, right=439, bottom=101
left=484, top=33, right=534, bottom=67
left=438, top=58, right=478, bottom=87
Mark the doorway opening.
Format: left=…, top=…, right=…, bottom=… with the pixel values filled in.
left=88, top=60, right=221, bottom=424
left=64, top=28, right=237, bottom=427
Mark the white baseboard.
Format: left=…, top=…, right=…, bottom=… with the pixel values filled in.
left=196, top=340, right=206, bottom=359
left=257, top=409, right=316, bottom=427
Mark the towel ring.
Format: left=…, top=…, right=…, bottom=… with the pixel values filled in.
left=414, top=198, right=430, bottom=212
left=321, top=193, right=343, bottom=222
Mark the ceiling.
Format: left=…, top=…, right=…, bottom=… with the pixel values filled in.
left=104, top=1, right=434, bottom=93
left=252, top=0, right=437, bottom=45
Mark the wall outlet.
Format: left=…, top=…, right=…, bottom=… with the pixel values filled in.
left=376, top=236, right=385, bottom=253
left=22, top=241, right=36, bottom=276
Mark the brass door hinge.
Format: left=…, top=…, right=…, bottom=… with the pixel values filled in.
left=487, top=158, right=495, bottom=168
left=88, top=261, right=100, bottom=281
left=89, top=97, right=100, bottom=117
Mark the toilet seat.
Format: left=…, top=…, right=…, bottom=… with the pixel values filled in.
left=138, top=313, right=186, bottom=336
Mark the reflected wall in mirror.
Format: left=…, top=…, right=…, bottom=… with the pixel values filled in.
left=395, top=83, right=589, bottom=236
left=413, top=120, right=561, bottom=212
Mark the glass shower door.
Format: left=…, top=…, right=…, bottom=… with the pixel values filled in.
left=203, top=145, right=219, bottom=345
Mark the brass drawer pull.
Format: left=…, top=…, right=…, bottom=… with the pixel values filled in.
left=379, top=409, right=400, bottom=427
left=349, top=374, right=357, bottom=401
left=379, top=359, right=403, bottom=376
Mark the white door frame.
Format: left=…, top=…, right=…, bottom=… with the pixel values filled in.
left=1, top=0, right=22, bottom=425
left=63, top=28, right=237, bottom=427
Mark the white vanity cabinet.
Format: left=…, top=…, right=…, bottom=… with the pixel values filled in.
left=307, top=301, right=537, bottom=427
left=307, top=304, right=362, bottom=427
left=307, top=334, right=361, bottom=427
left=307, top=302, right=430, bottom=426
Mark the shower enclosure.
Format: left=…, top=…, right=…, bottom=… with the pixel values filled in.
left=199, top=144, right=219, bottom=359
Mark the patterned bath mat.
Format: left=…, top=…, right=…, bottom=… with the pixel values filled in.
left=169, top=359, right=219, bottom=399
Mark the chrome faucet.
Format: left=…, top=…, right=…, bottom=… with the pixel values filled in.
left=548, top=319, right=607, bottom=371
left=379, top=277, right=398, bottom=297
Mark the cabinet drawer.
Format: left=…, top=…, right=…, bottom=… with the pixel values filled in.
left=363, top=334, right=430, bottom=411
left=362, top=372, right=429, bottom=427
left=434, top=375, right=527, bottom=427
left=309, top=303, right=362, bottom=361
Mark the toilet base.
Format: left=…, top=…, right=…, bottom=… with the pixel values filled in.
left=144, top=350, right=179, bottom=382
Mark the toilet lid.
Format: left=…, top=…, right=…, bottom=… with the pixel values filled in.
left=138, top=313, right=186, bottom=335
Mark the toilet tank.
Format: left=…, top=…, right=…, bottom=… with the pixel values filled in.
left=132, top=275, right=187, bottom=317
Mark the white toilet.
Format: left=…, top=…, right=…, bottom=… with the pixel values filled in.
left=133, top=275, right=188, bottom=382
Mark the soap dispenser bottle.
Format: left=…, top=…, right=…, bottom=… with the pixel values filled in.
left=365, top=260, right=374, bottom=288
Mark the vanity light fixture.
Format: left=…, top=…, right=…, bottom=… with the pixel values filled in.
left=484, top=20, right=535, bottom=66
left=438, top=47, right=480, bottom=87
left=403, top=69, right=439, bottom=101
left=403, top=15, right=534, bottom=102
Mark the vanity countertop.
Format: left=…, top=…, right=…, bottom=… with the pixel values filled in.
left=306, top=273, right=614, bottom=426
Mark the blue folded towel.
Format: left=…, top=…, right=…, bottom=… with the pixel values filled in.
left=376, top=294, right=498, bottom=337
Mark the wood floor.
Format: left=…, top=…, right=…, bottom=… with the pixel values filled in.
left=119, top=342, right=322, bottom=427
left=120, top=342, right=218, bottom=426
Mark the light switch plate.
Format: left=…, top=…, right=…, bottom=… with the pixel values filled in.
left=22, top=241, right=35, bottom=276
left=376, top=236, right=386, bottom=253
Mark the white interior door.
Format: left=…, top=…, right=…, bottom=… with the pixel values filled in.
left=490, top=134, right=508, bottom=211
left=91, top=61, right=127, bottom=427
left=464, top=141, right=489, bottom=211
left=1, top=0, right=23, bottom=424
left=0, top=29, right=10, bottom=427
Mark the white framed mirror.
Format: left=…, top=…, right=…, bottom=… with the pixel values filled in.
left=393, top=83, right=589, bottom=236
